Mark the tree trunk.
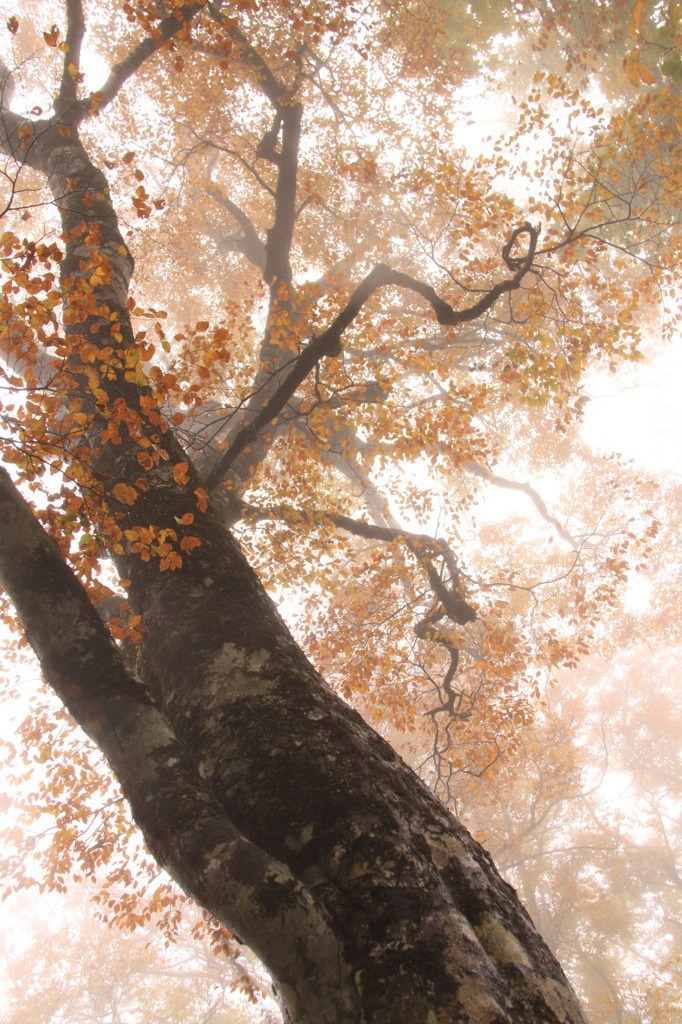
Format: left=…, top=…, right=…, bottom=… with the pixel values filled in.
left=0, top=463, right=588, bottom=1024
left=0, top=74, right=588, bottom=1024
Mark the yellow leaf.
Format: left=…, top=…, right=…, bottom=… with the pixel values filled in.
left=623, top=51, right=641, bottom=86
left=623, top=50, right=656, bottom=86
left=638, top=62, right=656, bottom=85
left=628, top=0, right=645, bottom=40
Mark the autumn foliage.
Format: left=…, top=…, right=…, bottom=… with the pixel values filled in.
left=0, top=1, right=680, bottom=1022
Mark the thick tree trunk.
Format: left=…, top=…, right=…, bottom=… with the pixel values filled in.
left=0, top=92, right=588, bottom=1024
left=0, top=465, right=588, bottom=1024
left=130, top=497, right=591, bottom=1024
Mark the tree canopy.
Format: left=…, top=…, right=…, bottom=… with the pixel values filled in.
left=0, top=1, right=680, bottom=1022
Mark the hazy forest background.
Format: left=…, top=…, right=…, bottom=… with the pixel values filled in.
left=0, top=1, right=680, bottom=1022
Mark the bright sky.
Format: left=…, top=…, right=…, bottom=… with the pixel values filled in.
left=582, top=343, right=682, bottom=478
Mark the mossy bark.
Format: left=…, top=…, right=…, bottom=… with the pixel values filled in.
left=0, top=99, right=589, bottom=1024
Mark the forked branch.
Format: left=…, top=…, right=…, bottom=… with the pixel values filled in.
left=237, top=497, right=479, bottom=748
left=464, top=462, right=580, bottom=550
left=204, top=224, right=540, bottom=491
left=204, top=184, right=267, bottom=270
left=238, top=497, right=476, bottom=623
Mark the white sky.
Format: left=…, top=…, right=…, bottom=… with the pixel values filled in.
left=582, top=343, right=682, bottom=478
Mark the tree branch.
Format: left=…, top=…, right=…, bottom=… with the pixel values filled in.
left=0, top=58, right=14, bottom=109
left=237, top=498, right=477, bottom=624
left=200, top=139, right=276, bottom=196
left=205, top=185, right=266, bottom=270
left=0, top=466, right=354, bottom=1019
left=80, top=3, right=203, bottom=118
left=202, top=8, right=301, bottom=287
left=264, top=103, right=302, bottom=285
left=237, top=497, right=477, bottom=733
left=203, top=225, right=540, bottom=491
left=56, top=0, right=85, bottom=115
left=464, top=462, right=580, bottom=550
left=206, top=10, right=292, bottom=107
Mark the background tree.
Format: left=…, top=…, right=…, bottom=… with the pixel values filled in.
left=1, top=886, right=278, bottom=1024
left=0, top=1, right=679, bottom=1021
left=455, top=647, right=682, bottom=1024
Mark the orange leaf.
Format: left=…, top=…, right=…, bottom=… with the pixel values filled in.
left=623, top=50, right=656, bottom=87
left=637, top=62, right=656, bottom=85
left=159, top=551, right=182, bottom=572
left=43, top=25, right=59, bottom=46
left=112, top=482, right=138, bottom=506
left=172, top=461, right=190, bottom=485
left=180, top=535, right=202, bottom=552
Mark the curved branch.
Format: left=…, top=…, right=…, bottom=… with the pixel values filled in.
left=464, top=462, right=580, bottom=550
left=238, top=498, right=477, bottom=626
left=237, top=497, right=482, bottom=747
left=203, top=225, right=540, bottom=491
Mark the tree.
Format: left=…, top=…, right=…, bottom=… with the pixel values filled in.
left=0, top=1, right=679, bottom=1021
left=1, top=886, right=277, bottom=1023
left=453, top=648, right=682, bottom=1024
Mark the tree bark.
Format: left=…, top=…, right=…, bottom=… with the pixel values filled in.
left=0, top=463, right=588, bottom=1024
left=0, top=62, right=588, bottom=1024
